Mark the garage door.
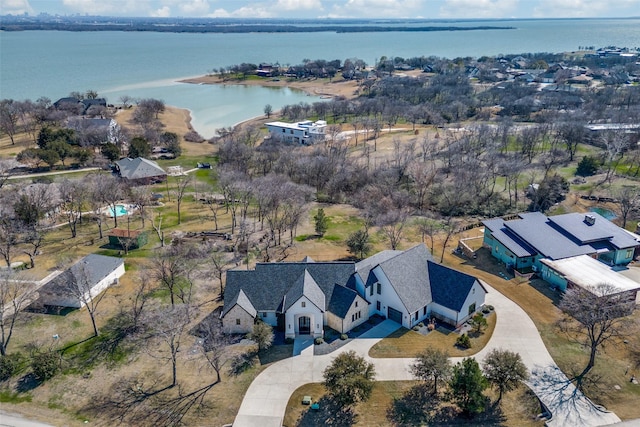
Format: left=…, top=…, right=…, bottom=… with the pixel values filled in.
left=387, top=306, right=403, bottom=325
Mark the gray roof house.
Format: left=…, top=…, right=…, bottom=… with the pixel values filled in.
left=483, top=212, right=640, bottom=294
left=37, top=254, right=125, bottom=308
left=221, top=244, right=486, bottom=337
left=114, top=157, right=167, bottom=185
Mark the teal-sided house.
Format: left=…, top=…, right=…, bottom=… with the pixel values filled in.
left=483, top=212, right=640, bottom=281
left=108, top=228, right=148, bottom=250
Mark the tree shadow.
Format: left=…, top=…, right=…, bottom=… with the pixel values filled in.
left=295, top=397, right=356, bottom=427
left=83, top=374, right=220, bottom=426
left=16, top=373, right=40, bottom=393
left=386, top=383, right=434, bottom=426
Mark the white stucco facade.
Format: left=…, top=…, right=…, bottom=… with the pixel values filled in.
left=285, top=295, right=324, bottom=338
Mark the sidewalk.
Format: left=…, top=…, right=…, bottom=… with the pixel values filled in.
left=233, top=282, right=622, bottom=427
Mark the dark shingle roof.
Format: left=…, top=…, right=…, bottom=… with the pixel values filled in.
left=376, top=244, right=434, bottom=314
left=327, top=285, right=362, bottom=318
left=284, top=270, right=325, bottom=311
left=356, top=249, right=402, bottom=287
left=222, top=262, right=355, bottom=316
left=115, top=157, right=166, bottom=180
left=428, top=262, right=484, bottom=311
left=42, top=254, right=123, bottom=295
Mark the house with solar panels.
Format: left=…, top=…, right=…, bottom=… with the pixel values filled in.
left=483, top=212, right=640, bottom=301
left=221, top=244, right=486, bottom=338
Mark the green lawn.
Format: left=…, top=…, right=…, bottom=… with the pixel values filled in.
left=369, top=312, right=496, bottom=358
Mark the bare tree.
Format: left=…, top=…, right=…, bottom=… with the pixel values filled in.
left=615, top=185, right=639, bottom=229
left=151, top=211, right=165, bottom=247
left=130, top=185, right=153, bottom=227
left=22, top=225, right=44, bottom=269
left=198, top=314, right=231, bottom=384
left=0, top=217, right=22, bottom=268
left=62, top=263, right=111, bottom=337
left=59, top=178, right=87, bottom=238
left=377, top=209, right=410, bottom=250
left=93, top=174, right=126, bottom=228
left=150, top=243, right=200, bottom=307
left=558, top=283, right=636, bottom=390
left=440, top=218, right=459, bottom=263
left=0, top=272, right=37, bottom=356
left=174, top=175, right=192, bottom=225
left=144, top=305, right=191, bottom=388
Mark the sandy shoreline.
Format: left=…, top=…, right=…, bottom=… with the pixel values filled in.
left=179, top=74, right=361, bottom=100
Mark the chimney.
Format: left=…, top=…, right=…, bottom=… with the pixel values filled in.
left=584, top=214, right=596, bottom=226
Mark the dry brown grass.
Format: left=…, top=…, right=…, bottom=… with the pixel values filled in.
left=283, top=380, right=544, bottom=427
left=369, top=312, right=496, bottom=359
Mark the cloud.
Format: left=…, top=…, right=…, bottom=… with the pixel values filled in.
left=208, top=6, right=273, bottom=18
left=439, top=0, right=519, bottom=18
left=61, top=0, right=151, bottom=15
left=532, top=0, right=640, bottom=18
left=177, top=0, right=211, bottom=15
left=327, top=0, right=426, bottom=18
left=275, top=0, right=323, bottom=10
left=0, top=0, right=34, bottom=15
left=151, top=6, right=171, bottom=17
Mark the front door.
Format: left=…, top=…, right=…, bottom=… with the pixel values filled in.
left=298, top=316, right=311, bottom=335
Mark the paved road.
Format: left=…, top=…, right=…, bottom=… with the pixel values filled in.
left=6, top=167, right=100, bottom=180
left=233, top=282, right=622, bottom=427
left=0, top=411, right=53, bottom=427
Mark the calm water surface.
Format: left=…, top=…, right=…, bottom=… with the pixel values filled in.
left=1, top=19, right=639, bottom=137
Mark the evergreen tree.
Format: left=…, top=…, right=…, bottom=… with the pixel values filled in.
left=449, top=358, right=488, bottom=416
left=314, top=208, right=329, bottom=236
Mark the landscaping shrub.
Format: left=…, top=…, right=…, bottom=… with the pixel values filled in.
left=314, top=337, right=324, bottom=345
left=340, top=334, right=348, bottom=340
left=31, top=350, right=60, bottom=381
left=456, top=333, right=472, bottom=349
left=284, top=337, right=295, bottom=345
left=228, top=352, right=254, bottom=376
left=482, top=307, right=491, bottom=314
left=412, top=326, right=420, bottom=331
left=418, top=322, right=424, bottom=327
left=0, top=353, right=23, bottom=381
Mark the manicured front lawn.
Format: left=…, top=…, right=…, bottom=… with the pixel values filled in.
left=369, top=312, right=496, bottom=358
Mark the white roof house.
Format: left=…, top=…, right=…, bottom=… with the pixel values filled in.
left=265, top=120, right=327, bottom=145
left=540, top=255, right=640, bottom=303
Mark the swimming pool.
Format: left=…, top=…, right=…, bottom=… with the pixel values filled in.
left=108, top=204, right=129, bottom=217
left=589, top=207, right=617, bottom=220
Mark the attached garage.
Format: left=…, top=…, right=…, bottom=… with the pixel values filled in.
left=387, top=306, right=403, bottom=324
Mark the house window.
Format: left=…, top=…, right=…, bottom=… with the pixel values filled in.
left=626, top=249, right=633, bottom=258
left=376, top=301, right=381, bottom=311
left=468, top=303, right=476, bottom=316
left=301, top=301, right=306, bottom=308
left=282, top=128, right=285, bottom=132
left=377, top=283, right=381, bottom=295
left=355, top=301, right=358, bottom=307
left=423, top=306, right=427, bottom=316
left=370, top=285, right=373, bottom=296
left=262, top=312, right=267, bottom=318
left=236, top=319, right=241, bottom=325
left=415, top=311, right=419, bottom=321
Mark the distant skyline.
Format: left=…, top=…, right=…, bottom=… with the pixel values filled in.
left=2, top=0, right=640, bottom=20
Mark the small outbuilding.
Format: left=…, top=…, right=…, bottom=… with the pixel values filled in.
left=38, top=254, right=125, bottom=308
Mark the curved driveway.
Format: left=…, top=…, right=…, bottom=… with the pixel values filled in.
left=233, top=282, right=622, bottom=427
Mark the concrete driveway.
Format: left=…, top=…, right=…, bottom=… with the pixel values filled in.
left=233, top=282, right=622, bottom=427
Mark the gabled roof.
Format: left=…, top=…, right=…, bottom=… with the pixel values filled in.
left=222, top=289, right=257, bottom=318
left=223, top=262, right=356, bottom=315
left=428, top=262, right=486, bottom=311
left=328, top=285, right=364, bottom=318
left=284, top=270, right=325, bottom=311
left=549, top=212, right=638, bottom=249
left=356, top=249, right=402, bottom=287
left=115, top=157, right=166, bottom=180
left=41, top=254, right=124, bottom=296
left=374, top=244, right=434, bottom=314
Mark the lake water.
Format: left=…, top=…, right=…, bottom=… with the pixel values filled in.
left=1, top=19, right=639, bottom=137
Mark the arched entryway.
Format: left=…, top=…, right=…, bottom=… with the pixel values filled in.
left=298, top=316, right=311, bottom=335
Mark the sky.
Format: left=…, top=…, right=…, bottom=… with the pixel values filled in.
left=2, top=0, right=640, bottom=19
